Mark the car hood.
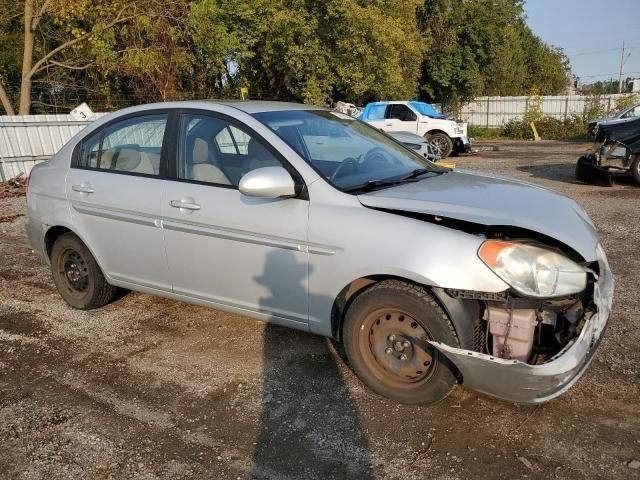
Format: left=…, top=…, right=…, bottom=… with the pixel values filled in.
left=357, top=170, right=599, bottom=261
left=388, top=131, right=428, bottom=144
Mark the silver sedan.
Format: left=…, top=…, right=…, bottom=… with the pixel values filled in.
left=26, top=101, right=613, bottom=404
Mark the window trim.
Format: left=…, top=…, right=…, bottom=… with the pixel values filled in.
left=71, top=109, right=173, bottom=180
left=169, top=108, right=308, bottom=199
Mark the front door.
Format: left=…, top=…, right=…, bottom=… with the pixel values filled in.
left=383, top=104, right=419, bottom=134
left=161, top=111, right=310, bottom=326
left=66, top=112, right=171, bottom=291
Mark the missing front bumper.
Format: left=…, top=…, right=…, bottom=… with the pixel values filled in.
left=431, top=254, right=614, bottom=404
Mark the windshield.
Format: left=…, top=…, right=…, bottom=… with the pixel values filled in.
left=408, top=101, right=447, bottom=119
left=253, top=110, right=444, bottom=192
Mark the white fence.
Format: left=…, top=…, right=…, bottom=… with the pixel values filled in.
left=461, top=94, right=635, bottom=128
left=0, top=114, right=105, bottom=181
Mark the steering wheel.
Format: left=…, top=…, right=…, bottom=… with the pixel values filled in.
left=361, top=147, right=403, bottom=169
left=330, top=157, right=359, bottom=181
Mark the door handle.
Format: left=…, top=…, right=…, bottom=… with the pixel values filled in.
left=170, top=199, right=201, bottom=211
left=385, top=122, right=393, bottom=126
left=72, top=184, right=95, bottom=194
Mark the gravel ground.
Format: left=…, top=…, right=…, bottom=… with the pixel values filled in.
left=0, top=140, right=639, bottom=480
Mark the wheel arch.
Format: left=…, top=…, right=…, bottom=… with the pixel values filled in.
left=330, top=275, right=482, bottom=351
left=424, top=129, right=452, bottom=139
left=43, top=224, right=110, bottom=281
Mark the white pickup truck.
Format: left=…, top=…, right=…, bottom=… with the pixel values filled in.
left=358, top=100, right=470, bottom=158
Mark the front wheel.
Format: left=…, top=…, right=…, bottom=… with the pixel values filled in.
left=427, top=133, right=453, bottom=158
left=632, top=155, right=640, bottom=185
left=50, top=232, right=116, bottom=309
left=343, top=280, right=462, bottom=404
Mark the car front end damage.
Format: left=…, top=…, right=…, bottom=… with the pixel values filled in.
left=430, top=244, right=613, bottom=404
left=576, top=115, right=640, bottom=186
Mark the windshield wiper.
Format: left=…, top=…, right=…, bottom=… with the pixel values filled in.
left=342, top=178, right=403, bottom=193
left=342, top=168, right=439, bottom=194
left=397, top=168, right=434, bottom=181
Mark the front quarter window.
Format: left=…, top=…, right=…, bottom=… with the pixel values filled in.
left=253, top=110, right=445, bottom=191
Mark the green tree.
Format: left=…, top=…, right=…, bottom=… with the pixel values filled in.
left=417, top=0, right=570, bottom=107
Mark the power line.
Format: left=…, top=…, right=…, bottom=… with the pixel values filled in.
left=568, top=45, right=640, bottom=57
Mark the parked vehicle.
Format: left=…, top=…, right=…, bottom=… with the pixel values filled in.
left=27, top=101, right=613, bottom=405
left=387, top=131, right=441, bottom=162
left=587, top=102, right=640, bottom=137
left=358, top=100, right=471, bottom=158
left=577, top=116, right=640, bottom=186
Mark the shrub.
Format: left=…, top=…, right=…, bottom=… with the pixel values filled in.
left=500, top=115, right=588, bottom=140
left=467, top=124, right=503, bottom=139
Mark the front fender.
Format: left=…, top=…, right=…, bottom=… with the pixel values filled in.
left=306, top=193, right=509, bottom=337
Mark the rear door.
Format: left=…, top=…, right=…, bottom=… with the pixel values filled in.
left=161, top=110, right=310, bottom=326
left=66, top=111, right=171, bottom=291
left=384, top=104, right=419, bottom=134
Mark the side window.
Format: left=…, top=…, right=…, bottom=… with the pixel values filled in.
left=80, top=132, right=101, bottom=168
left=98, top=115, right=167, bottom=176
left=178, top=114, right=284, bottom=187
left=387, top=104, right=417, bottom=122
left=367, top=104, right=387, bottom=120
left=214, top=125, right=251, bottom=154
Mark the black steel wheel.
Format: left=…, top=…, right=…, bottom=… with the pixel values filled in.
left=343, top=280, right=463, bottom=404
left=50, top=232, right=116, bottom=309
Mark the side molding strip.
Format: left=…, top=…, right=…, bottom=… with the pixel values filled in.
left=73, top=203, right=157, bottom=227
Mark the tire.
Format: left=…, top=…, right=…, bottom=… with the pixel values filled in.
left=50, top=232, right=116, bottom=310
left=632, top=155, right=640, bottom=185
left=427, top=133, right=453, bottom=158
left=343, top=280, right=463, bottom=404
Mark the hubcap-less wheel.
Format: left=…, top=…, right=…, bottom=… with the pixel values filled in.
left=55, top=246, right=92, bottom=301
left=361, top=309, right=436, bottom=387
left=50, top=232, right=117, bottom=310
left=62, top=250, right=89, bottom=292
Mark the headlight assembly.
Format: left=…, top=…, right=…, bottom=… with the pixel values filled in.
left=478, top=240, right=587, bottom=298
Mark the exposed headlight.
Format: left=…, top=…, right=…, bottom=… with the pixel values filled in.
left=478, top=240, right=587, bottom=298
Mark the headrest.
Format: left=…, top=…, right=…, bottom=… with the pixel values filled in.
left=112, top=147, right=141, bottom=171
left=193, top=137, right=209, bottom=164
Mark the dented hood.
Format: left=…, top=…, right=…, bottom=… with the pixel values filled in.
left=358, top=169, right=599, bottom=261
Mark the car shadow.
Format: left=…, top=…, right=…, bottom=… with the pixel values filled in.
left=517, top=162, right=637, bottom=187
left=516, top=163, right=582, bottom=184
left=251, top=250, right=374, bottom=479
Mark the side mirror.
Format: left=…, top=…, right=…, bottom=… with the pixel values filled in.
left=239, top=166, right=297, bottom=198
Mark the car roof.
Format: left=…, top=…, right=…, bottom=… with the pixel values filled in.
left=106, top=100, right=326, bottom=115
left=212, top=100, right=326, bottom=114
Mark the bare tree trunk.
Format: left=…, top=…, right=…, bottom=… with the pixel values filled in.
left=18, top=0, right=35, bottom=115
left=0, top=79, right=15, bottom=115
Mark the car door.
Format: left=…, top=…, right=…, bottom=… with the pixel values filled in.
left=362, top=102, right=388, bottom=130
left=383, top=104, right=419, bottom=134
left=66, top=111, right=171, bottom=291
left=161, top=111, right=310, bottom=327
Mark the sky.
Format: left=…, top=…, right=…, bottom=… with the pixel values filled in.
left=524, top=0, right=640, bottom=84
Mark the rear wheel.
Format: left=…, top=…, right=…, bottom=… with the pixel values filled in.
left=50, top=232, right=116, bottom=309
left=427, top=133, right=453, bottom=158
left=343, top=280, right=462, bottom=404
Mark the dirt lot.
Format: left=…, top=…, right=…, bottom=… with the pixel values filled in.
left=0, top=141, right=639, bottom=480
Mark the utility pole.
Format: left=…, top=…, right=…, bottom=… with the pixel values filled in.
left=618, top=41, right=626, bottom=93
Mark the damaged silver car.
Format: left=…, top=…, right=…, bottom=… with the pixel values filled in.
left=26, top=101, right=613, bottom=405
